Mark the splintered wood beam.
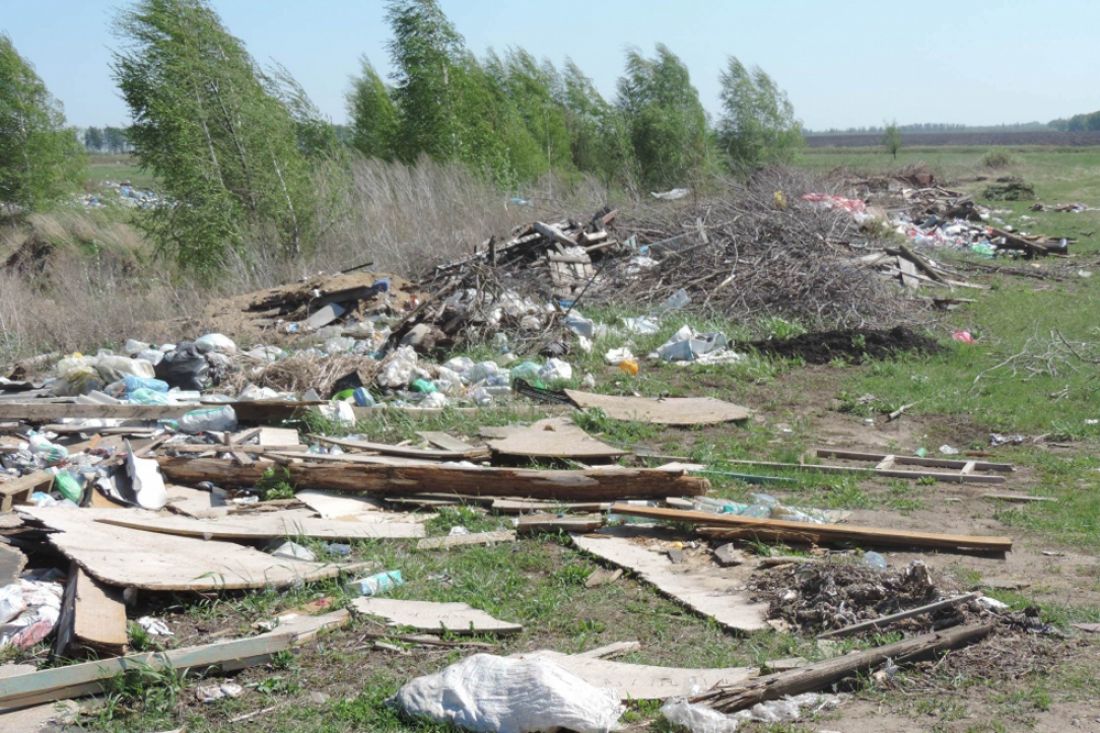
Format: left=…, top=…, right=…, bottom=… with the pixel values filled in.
left=607, top=504, right=1012, bottom=553
left=155, top=456, right=709, bottom=502
left=691, top=623, right=994, bottom=712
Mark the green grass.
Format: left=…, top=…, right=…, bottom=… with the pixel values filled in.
left=84, top=153, right=158, bottom=190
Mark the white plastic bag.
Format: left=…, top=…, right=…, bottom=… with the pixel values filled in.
left=659, top=699, right=741, bottom=733
left=377, top=346, right=418, bottom=389
left=394, top=653, right=624, bottom=733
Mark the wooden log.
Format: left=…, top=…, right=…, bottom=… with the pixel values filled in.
left=155, top=456, right=710, bottom=502
left=608, top=504, right=1012, bottom=553
left=817, top=592, right=979, bottom=638
left=692, top=622, right=993, bottom=712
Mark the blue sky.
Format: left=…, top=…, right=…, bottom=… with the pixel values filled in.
left=2, top=0, right=1096, bottom=129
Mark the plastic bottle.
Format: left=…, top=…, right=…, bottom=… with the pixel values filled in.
left=128, top=387, right=171, bottom=405
left=863, top=551, right=888, bottom=571
left=410, top=378, right=438, bottom=394
left=353, top=387, right=376, bottom=407
left=123, top=375, right=169, bottom=394
left=179, top=405, right=238, bottom=434
left=347, top=570, right=404, bottom=596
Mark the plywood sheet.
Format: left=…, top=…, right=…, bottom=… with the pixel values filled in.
left=20, top=506, right=359, bottom=591
left=564, top=390, right=751, bottom=426
left=484, top=418, right=626, bottom=459
left=351, top=598, right=521, bottom=635
left=94, top=508, right=425, bottom=540
left=516, top=650, right=755, bottom=701
left=296, top=490, right=387, bottom=518
left=571, top=527, right=768, bottom=632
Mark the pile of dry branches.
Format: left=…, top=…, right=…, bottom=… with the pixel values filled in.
left=598, top=169, right=919, bottom=330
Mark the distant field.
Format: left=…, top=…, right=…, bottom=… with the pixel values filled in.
left=806, top=130, right=1100, bottom=147
left=84, top=153, right=157, bottom=190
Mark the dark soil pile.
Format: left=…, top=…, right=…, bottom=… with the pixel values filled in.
left=750, top=559, right=965, bottom=634
left=737, top=326, right=942, bottom=365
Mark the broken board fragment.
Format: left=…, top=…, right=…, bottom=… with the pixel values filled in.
left=483, top=418, right=626, bottom=460
left=53, top=565, right=128, bottom=658
left=296, top=489, right=387, bottom=518
left=20, top=506, right=363, bottom=592
left=0, top=544, right=26, bottom=585
left=564, top=390, right=751, bottom=426
left=416, top=530, right=516, bottom=550
left=93, top=507, right=426, bottom=540
left=515, top=649, right=755, bottom=701
left=571, top=527, right=768, bottom=632
left=351, top=597, right=521, bottom=635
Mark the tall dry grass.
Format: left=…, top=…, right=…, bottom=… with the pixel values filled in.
left=1, top=155, right=618, bottom=367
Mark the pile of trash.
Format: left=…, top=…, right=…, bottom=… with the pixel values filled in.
left=80, top=180, right=163, bottom=210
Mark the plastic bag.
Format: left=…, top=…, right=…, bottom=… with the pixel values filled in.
left=393, top=653, right=624, bottom=733
left=539, top=358, right=573, bottom=382
left=179, top=406, right=238, bottom=434
left=194, top=332, right=237, bottom=354
left=155, top=342, right=210, bottom=390
left=660, top=699, right=740, bottom=733
left=377, top=346, right=418, bottom=389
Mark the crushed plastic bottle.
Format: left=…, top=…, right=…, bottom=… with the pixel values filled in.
left=348, top=570, right=404, bottom=597
left=178, top=406, right=238, bottom=434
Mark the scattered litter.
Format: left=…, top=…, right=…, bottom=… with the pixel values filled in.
left=136, top=615, right=173, bottom=636
left=348, top=570, right=404, bottom=597
left=270, top=540, right=317, bottom=562
left=196, top=681, right=244, bottom=703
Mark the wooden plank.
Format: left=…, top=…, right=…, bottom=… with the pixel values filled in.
left=166, top=443, right=309, bottom=455
left=258, top=427, right=301, bottom=447
left=564, top=390, right=751, bottom=426
left=0, top=401, right=314, bottom=423
left=416, top=431, right=478, bottom=453
left=163, top=484, right=226, bottom=519
left=351, top=598, right=521, bottom=635
left=517, top=513, right=604, bottom=534
left=312, top=434, right=490, bottom=461
left=571, top=528, right=769, bottom=632
left=0, top=544, right=26, bottom=585
left=303, top=302, right=346, bottom=331
left=0, top=628, right=308, bottom=711
left=155, top=456, right=710, bottom=502
left=295, top=489, right=386, bottom=518
left=817, top=593, right=979, bottom=639
left=982, top=493, right=1057, bottom=503
left=710, top=456, right=1006, bottom=485
left=483, top=418, right=626, bottom=460
left=692, top=623, right=994, bottom=713
left=815, top=448, right=1013, bottom=473
left=71, top=568, right=128, bottom=654
left=533, top=221, right=578, bottom=247
left=20, top=506, right=367, bottom=592
left=515, top=650, right=755, bottom=701
left=94, top=507, right=426, bottom=540
left=608, top=504, right=1013, bottom=553
left=490, top=498, right=611, bottom=514
left=0, top=470, right=53, bottom=512
left=417, top=530, right=516, bottom=550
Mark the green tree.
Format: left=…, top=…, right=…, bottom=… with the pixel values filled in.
left=560, top=59, right=635, bottom=189
left=113, top=0, right=319, bottom=273
left=348, top=58, right=399, bottom=159
left=488, top=50, right=572, bottom=179
left=616, top=45, right=710, bottom=190
left=882, top=120, right=901, bottom=159
left=103, top=126, right=128, bottom=153
left=83, top=126, right=105, bottom=152
left=716, top=56, right=802, bottom=173
left=0, top=34, right=84, bottom=211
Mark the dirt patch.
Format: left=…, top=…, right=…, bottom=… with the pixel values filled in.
left=738, top=326, right=942, bottom=365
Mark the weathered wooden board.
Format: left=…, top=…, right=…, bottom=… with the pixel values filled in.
left=416, top=431, right=479, bottom=453
left=156, top=456, right=710, bottom=501
left=20, top=506, right=362, bottom=592
left=94, top=507, right=426, bottom=540
left=609, top=504, right=1013, bottom=553
left=351, top=598, right=521, bottom=635
left=74, top=568, right=128, bottom=653
left=295, top=489, right=387, bottom=518
left=571, top=528, right=769, bottom=633
left=0, top=544, right=26, bottom=585
left=564, top=390, right=751, bottom=426
left=515, top=650, right=755, bottom=701
left=314, top=435, right=490, bottom=461
left=490, top=498, right=611, bottom=514
left=0, top=470, right=53, bottom=512
left=258, top=427, right=301, bottom=446
left=416, top=530, right=516, bottom=550
left=163, top=484, right=226, bottom=519
left=483, top=418, right=626, bottom=460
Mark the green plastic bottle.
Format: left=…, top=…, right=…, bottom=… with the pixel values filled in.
left=52, top=469, right=83, bottom=504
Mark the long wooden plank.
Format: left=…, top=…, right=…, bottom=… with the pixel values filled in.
left=815, top=448, right=1013, bottom=473
left=564, top=390, right=751, bottom=426
left=0, top=401, right=314, bottom=423
left=20, top=506, right=366, bottom=592
left=73, top=568, right=128, bottom=653
left=312, top=434, right=490, bottom=461
left=515, top=650, right=755, bottom=701
left=706, top=457, right=1005, bottom=485
left=608, top=504, right=1012, bottom=553
left=0, top=616, right=354, bottom=712
left=571, top=528, right=769, bottom=633
left=351, top=598, right=522, bottom=635
left=155, top=456, right=710, bottom=501
left=417, top=431, right=479, bottom=453
left=94, top=508, right=426, bottom=540
left=416, top=530, right=516, bottom=550
left=296, top=490, right=387, bottom=518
